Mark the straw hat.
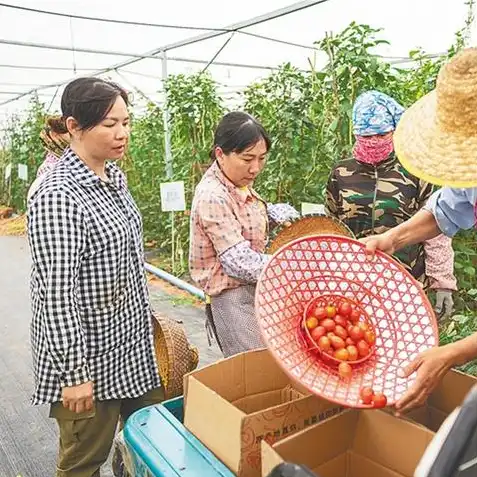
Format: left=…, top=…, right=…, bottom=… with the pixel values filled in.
left=266, top=214, right=355, bottom=254
left=394, top=48, right=477, bottom=187
left=151, top=311, right=199, bottom=399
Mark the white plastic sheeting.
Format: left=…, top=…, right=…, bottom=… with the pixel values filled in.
left=0, top=0, right=471, bottom=127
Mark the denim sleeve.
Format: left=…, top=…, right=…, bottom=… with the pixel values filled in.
left=423, top=188, right=477, bottom=237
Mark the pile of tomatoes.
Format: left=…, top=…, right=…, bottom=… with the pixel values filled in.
left=301, top=295, right=388, bottom=408
left=302, top=296, right=376, bottom=380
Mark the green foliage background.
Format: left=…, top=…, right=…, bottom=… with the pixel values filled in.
left=1, top=9, right=476, bottom=362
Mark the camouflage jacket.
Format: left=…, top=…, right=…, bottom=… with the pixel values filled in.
left=325, top=154, right=433, bottom=284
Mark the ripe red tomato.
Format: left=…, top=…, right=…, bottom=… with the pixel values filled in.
left=347, top=345, right=358, bottom=361
left=360, top=387, right=374, bottom=405
left=335, top=348, right=349, bottom=361
left=358, top=322, right=369, bottom=332
left=349, top=326, right=364, bottom=342
left=372, top=393, right=387, bottom=408
left=338, top=362, right=352, bottom=378
left=345, top=337, right=355, bottom=347
left=321, top=318, right=336, bottom=332
left=306, top=317, right=319, bottom=330
left=313, top=306, right=327, bottom=320
left=357, top=340, right=370, bottom=358
left=330, top=336, right=346, bottom=350
left=338, top=302, right=352, bottom=317
left=334, top=314, right=348, bottom=328
left=334, top=325, right=348, bottom=341
left=318, top=336, right=331, bottom=352
left=326, top=305, right=337, bottom=318
left=311, top=326, right=326, bottom=341
left=364, top=330, right=376, bottom=346
left=349, top=309, right=360, bottom=324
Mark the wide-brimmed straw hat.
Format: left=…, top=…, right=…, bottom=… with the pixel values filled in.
left=394, top=48, right=477, bottom=187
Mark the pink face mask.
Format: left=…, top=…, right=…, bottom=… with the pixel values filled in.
left=353, top=134, right=394, bottom=165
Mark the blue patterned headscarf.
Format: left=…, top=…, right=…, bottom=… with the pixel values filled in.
left=352, top=91, right=405, bottom=136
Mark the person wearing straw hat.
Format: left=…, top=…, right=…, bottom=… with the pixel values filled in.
left=363, top=48, right=477, bottom=415
left=27, top=116, right=70, bottom=201
left=325, top=90, right=457, bottom=319
left=189, top=112, right=299, bottom=358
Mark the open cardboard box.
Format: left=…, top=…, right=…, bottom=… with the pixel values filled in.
left=183, top=349, right=344, bottom=477
left=262, top=409, right=435, bottom=477
left=391, top=369, right=477, bottom=432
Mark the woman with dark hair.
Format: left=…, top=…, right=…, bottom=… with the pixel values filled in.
left=27, top=77, right=162, bottom=477
left=189, top=111, right=299, bottom=357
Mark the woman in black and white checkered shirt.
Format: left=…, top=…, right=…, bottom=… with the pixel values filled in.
left=27, top=77, right=162, bottom=477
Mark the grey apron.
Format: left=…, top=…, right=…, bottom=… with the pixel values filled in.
left=205, top=284, right=265, bottom=358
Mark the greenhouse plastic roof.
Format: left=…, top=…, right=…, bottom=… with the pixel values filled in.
left=0, top=0, right=472, bottom=128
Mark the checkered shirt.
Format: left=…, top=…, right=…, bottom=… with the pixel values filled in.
left=27, top=148, right=160, bottom=405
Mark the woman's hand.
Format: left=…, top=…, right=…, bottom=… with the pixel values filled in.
left=361, top=210, right=440, bottom=259
left=360, top=232, right=396, bottom=257
left=62, top=381, right=94, bottom=413
left=395, top=345, right=457, bottom=415
left=395, top=332, right=477, bottom=414
left=267, top=203, right=300, bottom=226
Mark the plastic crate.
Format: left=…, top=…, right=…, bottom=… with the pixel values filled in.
left=123, top=397, right=234, bottom=477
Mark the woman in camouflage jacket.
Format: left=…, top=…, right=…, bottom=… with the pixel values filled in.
left=325, top=91, right=456, bottom=319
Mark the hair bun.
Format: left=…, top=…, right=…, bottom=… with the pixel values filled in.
left=46, top=116, right=68, bottom=135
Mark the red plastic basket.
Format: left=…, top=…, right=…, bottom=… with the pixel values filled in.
left=255, top=235, right=439, bottom=408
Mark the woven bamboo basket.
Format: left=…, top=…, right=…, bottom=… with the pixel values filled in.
left=151, top=311, right=199, bottom=399
left=266, top=213, right=355, bottom=254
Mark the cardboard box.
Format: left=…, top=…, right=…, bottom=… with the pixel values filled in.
left=262, top=409, right=435, bottom=477
left=396, top=369, right=477, bottom=432
left=183, top=349, right=343, bottom=477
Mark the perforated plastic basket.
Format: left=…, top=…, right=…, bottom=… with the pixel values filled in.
left=255, top=235, right=439, bottom=408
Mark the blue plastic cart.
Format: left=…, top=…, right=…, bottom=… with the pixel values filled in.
left=123, top=397, right=235, bottom=476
